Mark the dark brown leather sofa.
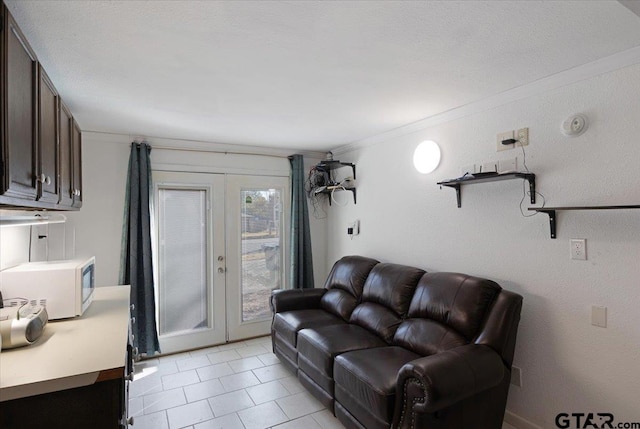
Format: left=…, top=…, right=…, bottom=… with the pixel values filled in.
left=271, top=256, right=523, bottom=429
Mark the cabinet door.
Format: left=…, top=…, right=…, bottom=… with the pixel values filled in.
left=37, top=65, right=59, bottom=203
left=1, top=6, right=39, bottom=201
left=58, top=100, right=73, bottom=206
left=71, top=119, right=82, bottom=208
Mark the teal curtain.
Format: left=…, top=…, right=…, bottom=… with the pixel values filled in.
left=289, top=155, right=315, bottom=289
left=119, top=142, right=160, bottom=356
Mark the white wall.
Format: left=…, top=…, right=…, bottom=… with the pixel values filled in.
left=0, top=217, right=69, bottom=271
left=327, top=63, right=640, bottom=427
left=0, top=225, right=31, bottom=270
left=63, top=134, right=130, bottom=286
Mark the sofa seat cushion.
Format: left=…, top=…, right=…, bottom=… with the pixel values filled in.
left=334, top=347, right=421, bottom=428
left=273, top=310, right=346, bottom=348
left=297, top=324, right=387, bottom=393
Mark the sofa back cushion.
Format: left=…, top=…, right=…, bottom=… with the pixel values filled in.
left=393, top=272, right=501, bottom=356
left=320, top=256, right=379, bottom=321
left=349, top=263, right=425, bottom=342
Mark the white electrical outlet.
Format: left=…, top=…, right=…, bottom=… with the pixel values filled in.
left=497, top=130, right=515, bottom=152
left=347, top=220, right=360, bottom=237
left=511, top=366, right=522, bottom=387
left=516, top=127, right=529, bottom=147
left=570, top=239, right=587, bottom=260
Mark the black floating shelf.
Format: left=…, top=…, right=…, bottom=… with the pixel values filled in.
left=316, top=161, right=356, bottom=180
left=529, top=205, right=640, bottom=239
left=316, top=187, right=357, bottom=205
left=437, top=172, right=536, bottom=208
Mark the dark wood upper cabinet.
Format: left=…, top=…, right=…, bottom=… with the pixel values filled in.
left=58, top=99, right=73, bottom=207
left=0, top=3, right=82, bottom=210
left=71, top=119, right=82, bottom=208
left=1, top=5, right=39, bottom=202
left=37, top=65, right=59, bottom=204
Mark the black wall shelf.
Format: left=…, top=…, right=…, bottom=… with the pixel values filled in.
left=437, top=172, right=536, bottom=208
left=316, top=161, right=356, bottom=180
left=315, top=187, right=357, bottom=205
left=313, top=160, right=357, bottom=205
left=529, top=205, right=640, bottom=239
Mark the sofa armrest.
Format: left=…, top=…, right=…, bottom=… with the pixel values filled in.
left=270, top=288, right=327, bottom=314
left=393, top=344, right=505, bottom=427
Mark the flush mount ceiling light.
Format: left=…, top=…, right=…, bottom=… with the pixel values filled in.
left=413, top=140, right=441, bottom=174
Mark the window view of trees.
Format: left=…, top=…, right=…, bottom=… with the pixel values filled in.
left=240, top=189, right=282, bottom=322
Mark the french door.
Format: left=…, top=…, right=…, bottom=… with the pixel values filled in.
left=225, top=175, right=289, bottom=340
left=154, top=171, right=289, bottom=354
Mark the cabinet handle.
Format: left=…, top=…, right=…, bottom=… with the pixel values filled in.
left=36, top=174, right=52, bottom=185
left=128, top=417, right=134, bottom=426
left=131, top=317, right=136, bottom=324
left=124, top=373, right=134, bottom=381
left=130, top=304, right=135, bottom=311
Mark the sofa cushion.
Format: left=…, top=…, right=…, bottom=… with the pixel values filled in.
left=349, top=263, right=425, bottom=342
left=297, top=324, right=387, bottom=393
left=272, top=310, right=345, bottom=348
left=320, top=256, right=379, bottom=320
left=392, top=319, right=468, bottom=357
left=334, top=347, right=421, bottom=428
left=406, top=272, right=501, bottom=341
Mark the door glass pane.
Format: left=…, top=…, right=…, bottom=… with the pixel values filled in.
left=240, top=188, right=282, bottom=322
left=158, top=188, right=208, bottom=335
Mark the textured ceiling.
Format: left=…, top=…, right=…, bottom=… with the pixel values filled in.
left=5, top=1, right=640, bottom=152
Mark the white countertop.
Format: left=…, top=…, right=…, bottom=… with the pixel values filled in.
left=0, top=286, right=131, bottom=401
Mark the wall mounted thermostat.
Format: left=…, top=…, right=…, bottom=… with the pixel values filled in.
left=561, top=114, right=588, bottom=137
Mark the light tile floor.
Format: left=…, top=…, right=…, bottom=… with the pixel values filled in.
left=129, top=335, right=517, bottom=429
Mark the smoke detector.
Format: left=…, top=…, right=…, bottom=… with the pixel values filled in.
left=561, top=114, right=588, bottom=137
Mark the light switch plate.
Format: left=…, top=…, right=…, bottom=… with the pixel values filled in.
left=591, top=306, right=607, bottom=328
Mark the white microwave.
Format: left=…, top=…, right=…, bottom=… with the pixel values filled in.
left=0, top=257, right=96, bottom=320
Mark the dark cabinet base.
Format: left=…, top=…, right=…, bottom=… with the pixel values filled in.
left=0, top=377, right=125, bottom=429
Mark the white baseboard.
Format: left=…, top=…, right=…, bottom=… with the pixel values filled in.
left=504, top=410, right=544, bottom=429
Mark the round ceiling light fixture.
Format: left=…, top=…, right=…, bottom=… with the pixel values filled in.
left=413, top=140, right=441, bottom=174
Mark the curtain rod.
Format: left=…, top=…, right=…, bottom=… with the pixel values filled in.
left=87, top=131, right=324, bottom=159
left=145, top=144, right=301, bottom=159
